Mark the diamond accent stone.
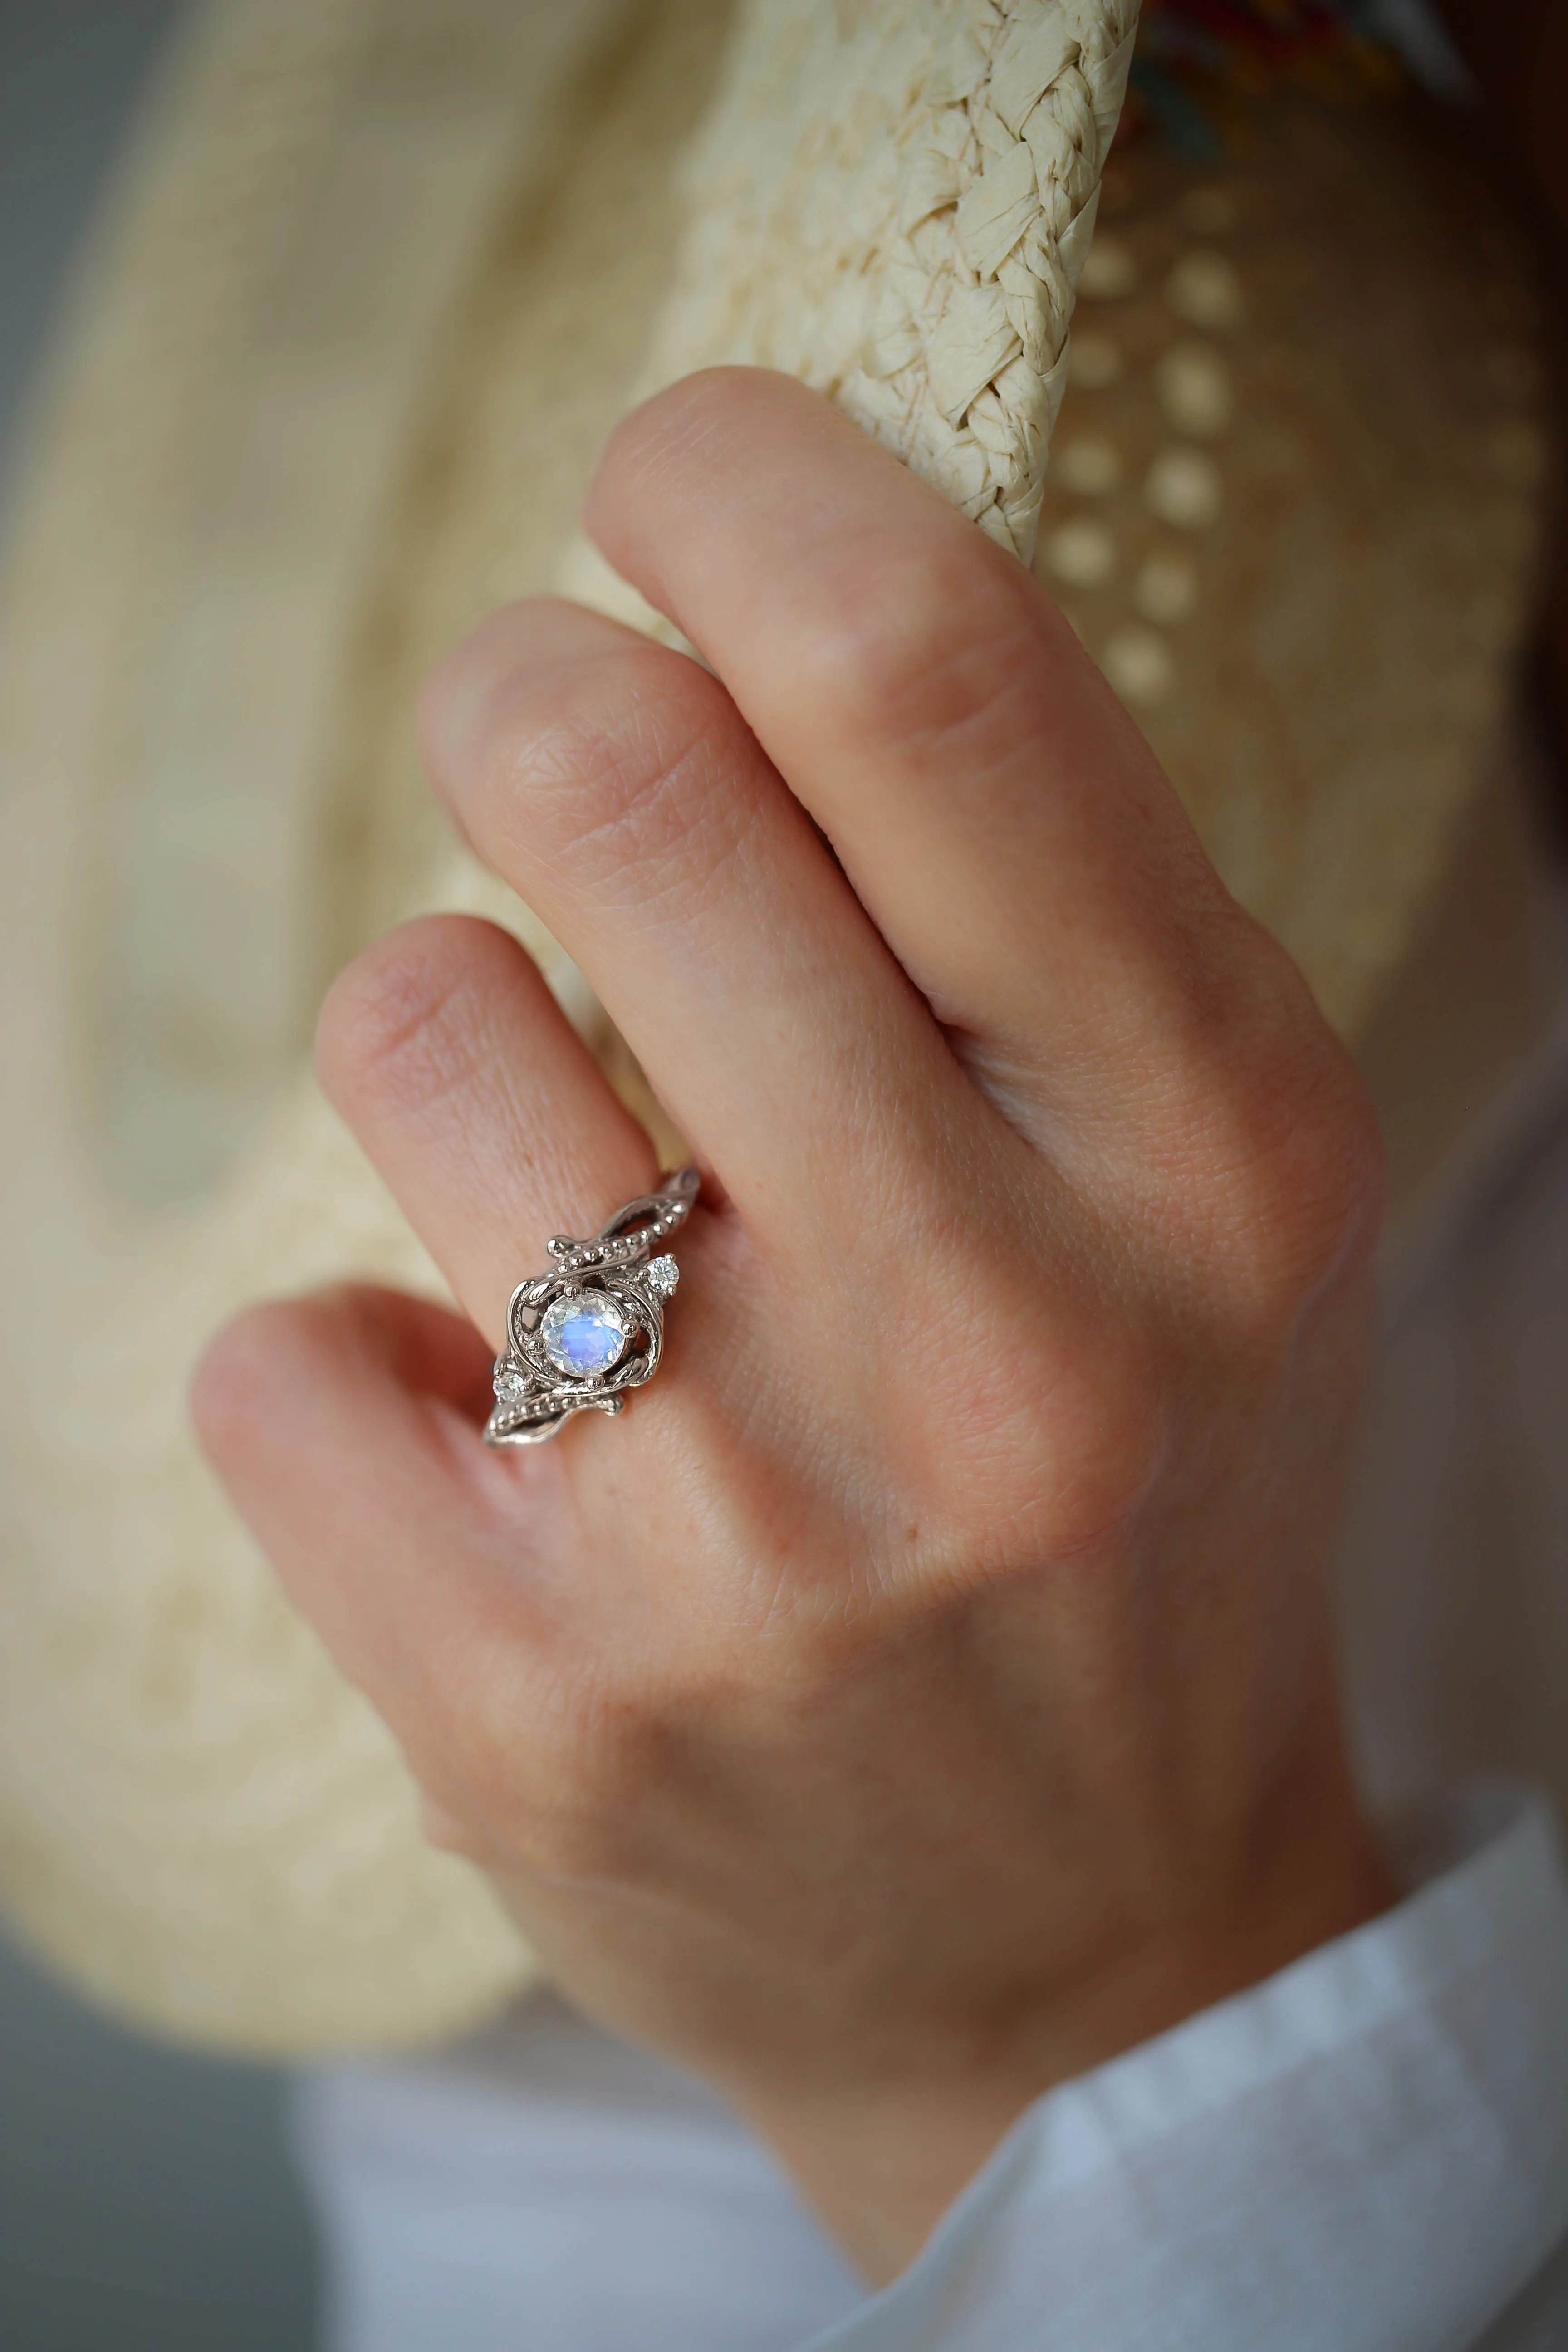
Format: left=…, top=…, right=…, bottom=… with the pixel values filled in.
left=643, top=1255, right=679, bottom=1300
left=494, top=1362, right=531, bottom=1404
left=539, top=1289, right=630, bottom=1379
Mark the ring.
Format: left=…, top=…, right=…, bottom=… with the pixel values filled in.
left=485, top=1166, right=700, bottom=1446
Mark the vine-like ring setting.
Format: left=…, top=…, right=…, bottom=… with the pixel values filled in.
left=484, top=1166, right=700, bottom=1446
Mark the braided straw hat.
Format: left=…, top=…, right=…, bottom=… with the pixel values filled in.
left=0, top=0, right=1549, bottom=2053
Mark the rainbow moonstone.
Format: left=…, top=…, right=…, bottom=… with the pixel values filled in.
left=539, top=1290, right=629, bottom=1379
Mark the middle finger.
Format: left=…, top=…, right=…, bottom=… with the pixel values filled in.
left=581, top=368, right=1259, bottom=1123
left=420, top=597, right=985, bottom=1268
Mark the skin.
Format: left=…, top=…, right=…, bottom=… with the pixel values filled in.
left=195, top=367, right=1393, bottom=2285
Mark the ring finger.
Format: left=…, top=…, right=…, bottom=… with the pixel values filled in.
left=316, top=911, right=659, bottom=1353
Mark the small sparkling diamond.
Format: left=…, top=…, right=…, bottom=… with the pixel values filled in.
left=643, top=1255, right=679, bottom=1299
left=540, top=1289, right=629, bottom=1379
left=494, top=1362, right=530, bottom=1403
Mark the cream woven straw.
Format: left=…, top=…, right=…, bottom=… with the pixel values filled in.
left=0, top=0, right=1549, bottom=2053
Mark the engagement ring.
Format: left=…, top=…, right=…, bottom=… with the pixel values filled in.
left=485, top=1166, right=699, bottom=1446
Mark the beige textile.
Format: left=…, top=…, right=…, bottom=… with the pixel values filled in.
left=0, top=0, right=1140, bottom=2052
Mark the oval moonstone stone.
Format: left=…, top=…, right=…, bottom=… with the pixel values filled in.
left=539, top=1289, right=629, bottom=1380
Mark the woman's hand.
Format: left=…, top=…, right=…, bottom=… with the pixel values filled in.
left=195, top=367, right=1391, bottom=2283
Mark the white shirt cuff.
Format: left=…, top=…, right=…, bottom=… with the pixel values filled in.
left=804, top=1784, right=1568, bottom=2352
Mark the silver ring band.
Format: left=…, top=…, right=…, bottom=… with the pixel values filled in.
left=485, top=1166, right=699, bottom=1446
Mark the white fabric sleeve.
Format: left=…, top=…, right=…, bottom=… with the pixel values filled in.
left=801, top=1786, right=1568, bottom=2352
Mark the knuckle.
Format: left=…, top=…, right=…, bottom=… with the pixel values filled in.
left=889, top=1267, right=1173, bottom=1571
left=1187, top=1014, right=1386, bottom=1319
left=463, top=647, right=731, bottom=899
left=189, top=1298, right=317, bottom=1470
left=799, top=535, right=1049, bottom=771
left=982, top=1324, right=1172, bottom=1562
left=314, top=915, right=516, bottom=1122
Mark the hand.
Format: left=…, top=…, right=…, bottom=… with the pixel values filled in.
left=196, top=368, right=1392, bottom=2284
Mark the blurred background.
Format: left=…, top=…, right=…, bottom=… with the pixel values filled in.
left=0, top=14, right=318, bottom=2350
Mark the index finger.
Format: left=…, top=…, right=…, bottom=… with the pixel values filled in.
left=583, top=368, right=1264, bottom=1116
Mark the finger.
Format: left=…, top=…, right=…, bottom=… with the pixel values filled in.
left=418, top=598, right=982, bottom=1265
left=191, top=1285, right=529, bottom=1749
left=317, top=914, right=658, bottom=1350
left=581, top=368, right=1272, bottom=1119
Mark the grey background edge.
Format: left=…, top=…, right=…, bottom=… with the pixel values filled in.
left=0, top=5, right=320, bottom=2345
